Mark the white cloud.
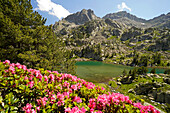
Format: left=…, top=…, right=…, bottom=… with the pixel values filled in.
left=35, top=0, right=70, bottom=19
left=117, top=2, right=132, bottom=12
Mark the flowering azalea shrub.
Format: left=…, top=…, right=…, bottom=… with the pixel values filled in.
left=0, top=60, right=160, bottom=113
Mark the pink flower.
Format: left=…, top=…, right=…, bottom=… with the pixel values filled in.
left=73, top=96, right=82, bottom=103
left=29, top=74, right=34, bottom=81
left=44, top=75, right=48, bottom=82
left=49, top=74, right=55, bottom=82
left=77, top=83, right=82, bottom=89
left=51, top=94, right=56, bottom=101
left=63, top=81, right=70, bottom=88
left=15, top=63, right=22, bottom=69
left=9, top=66, right=15, bottom=74
left=53, top=71, right=59, bottom=74
left=90, top=108, right=94, bottom=112
left=26, top=103, right=32, bottom=109
left=71, top=84, right=77, bottom=90
left=71, top=106, right=79, bottom=112
left=37, top=97, right=48, bottom=107
left=63, top=92, right=70, bottom=98
left=24, top=76, right=28, bottom=80
left=22, top=103, right=33, bottom=113
left=31, top=109, right=36, bottom=113
left=28, top=81, right=34, bottom=88
left=3, top=60, right=10, bottom=64
left=57, top=93, right=65, bottom=100
left=26, top=109, right=31, bottom=113
left=35, top=71, right=42, bottom=80
left=10, top=63, right=15, bottom=67
left=65, top=107, right=71, bottom=112
left=22, top=65, right=27, bottom=71
left=81, top=107, right=87, bottom=113
left=36, top=106, right=40, bottom=111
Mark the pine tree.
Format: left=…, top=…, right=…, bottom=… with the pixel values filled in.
left=0, top=0, right=75, bottom=74
left=122, top=69, right=127, bottom=76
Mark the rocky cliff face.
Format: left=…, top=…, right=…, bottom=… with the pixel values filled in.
left=64, top=9, right=99, bottom=25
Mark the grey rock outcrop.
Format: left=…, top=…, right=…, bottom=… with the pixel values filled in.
left=65, top=9, right=99, bottom=25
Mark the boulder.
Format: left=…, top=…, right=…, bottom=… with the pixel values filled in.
left=152, top=87, right=157, bottom=99
left=117, top=82, right=122, bottom=85
left=163, top=77, right=170, bottom=84
left=156, top=92, right=165, bottom=103
left=140, top=34, right=152, bottom=40
left=165, top=90, right=170, bottom=104
left=128, top=89, right=135, bottom=94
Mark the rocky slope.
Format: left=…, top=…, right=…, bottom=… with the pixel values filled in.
left=103, top=11, right=170, bottom=29
left=53, top=9, right=170, bottom=64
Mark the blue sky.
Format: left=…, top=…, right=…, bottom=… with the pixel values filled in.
left=31, top=0, right=170, bottom=25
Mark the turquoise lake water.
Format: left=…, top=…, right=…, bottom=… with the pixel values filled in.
left=75, top=61, right=166, bottom=82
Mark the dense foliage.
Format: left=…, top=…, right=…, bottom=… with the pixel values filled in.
left=0, top=0, right=75, bottom=74
left=0, top=60, right=160, bottom=113
left=131, top=51, right=165, bottom=67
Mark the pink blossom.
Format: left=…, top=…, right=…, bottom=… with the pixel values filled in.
left=77, top=83, right=82, bottom=89
left=73, top=96, right=82, bottom=103
left=49, top=74, right=55, bottom=82
left=22, top=103, right=33, bottom=113
left=71, top=106, right=79, bottom=113
left=90, top=108, right=94, bottom=112
left=26, top=109, right=31, bottom=113
left=28, top=81, right=34, bottom=88
left=29, top=74, right=34, bottom=81
left=3, top=60, right=10, bottom=64
left=37, top=97, right=48, bottom=107
left=35, top=71, right=42, bottom=80
left=31, top=109, right=36, bottom=113
left=9, top=66, right=15, bottom=74
left=36, top=106, right=40, bottom=111
left=81, top=107, right=87, bottom=113
left=63, top=81, right=70, bottom=88
left=50, top=94, right=56, bottom=102
left=22, top=65, right=27, bottom=71
left=63, top=92, right=70, bottom=98
left=10, top=63, right=15, bottom=67
left=15, top=63, right=22, bottom=69
left=24, top=76, right=28, bottom=80
left=65, top=107, right=71, bottom=112
left=53, top=71, right=59, bottom=74
left=71, top=84, right=77, bottom=90
left=44, top=75, right=48, bottom=82
left=57, top=92, right=65, bottom=100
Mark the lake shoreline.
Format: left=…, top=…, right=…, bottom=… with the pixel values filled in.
left=75, top=58, right=169, bottom=70
left=75, top=60, right=166, bottom=83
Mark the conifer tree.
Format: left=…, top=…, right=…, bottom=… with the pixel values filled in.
left=0, top=0, right=75, bottom=74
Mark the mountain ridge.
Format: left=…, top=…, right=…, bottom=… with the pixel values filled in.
left=62, top=9, right=170, bottom=29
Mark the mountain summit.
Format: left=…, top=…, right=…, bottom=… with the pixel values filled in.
left=103, top=11, right=146, bottom=23
left=64, top=9, right=99, bottom=25
left=103, top=11, right=170, bottom=28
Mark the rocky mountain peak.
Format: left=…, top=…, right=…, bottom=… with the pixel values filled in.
left=103, top=11, right=146, bottom=23
left=64, top=9, right=99, bottom=25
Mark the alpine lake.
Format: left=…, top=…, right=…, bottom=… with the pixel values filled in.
left=75, top=61, right=165, bottom=83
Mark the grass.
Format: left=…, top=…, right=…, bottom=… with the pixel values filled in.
left=107, top=36, right=117, bottom=40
